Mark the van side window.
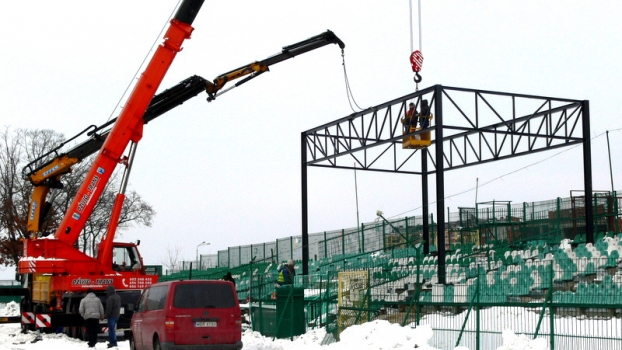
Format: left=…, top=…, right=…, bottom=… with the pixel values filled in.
left=173, top=283, right=236, bottom=309
left=146, top=285, right=168, bottom=311
left=137, top=288, right=149, bottom=312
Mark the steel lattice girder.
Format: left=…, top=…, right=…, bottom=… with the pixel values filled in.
left=302, top=85, right=586, bottom=174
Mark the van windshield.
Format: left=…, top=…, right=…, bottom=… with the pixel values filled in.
left=173, top=283, right=236, bottom=309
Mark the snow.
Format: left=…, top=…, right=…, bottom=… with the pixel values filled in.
left=0, top=302, right=545, bottom=350
left=497, top=330, right=547, bottom=350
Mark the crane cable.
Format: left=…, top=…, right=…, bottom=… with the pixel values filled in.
left=106, top=1, right=183, bottom=123
left=410, top=0, right=423, bottom=89
left=342, top=49, right=364, bottom=113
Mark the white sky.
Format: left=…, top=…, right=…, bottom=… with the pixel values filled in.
left=1, top=1, right=621, bottom=276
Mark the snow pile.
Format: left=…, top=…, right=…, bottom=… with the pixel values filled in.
left=241, top=321, right=446, bottom=350
left=0, top=323, right=86, bottom=348
left=496, top=329, right=547, bottom=350
left=242, top=327, right=328, bottom=350
left=1, top=301, right=20, bottom=316
left=336, top=320, right=439, bottom=350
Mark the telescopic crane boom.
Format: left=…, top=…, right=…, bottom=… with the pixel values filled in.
left=23, top=30, right=345, bottom=238
left=205, top=29, right=345, bottom=101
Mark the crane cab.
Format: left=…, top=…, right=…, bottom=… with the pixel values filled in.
left=111, top=243, right=145, bottom=273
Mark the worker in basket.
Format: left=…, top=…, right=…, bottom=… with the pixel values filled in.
left=418, top=99, right=431, bottom=129
left=403, top=102, right=417, bottom=133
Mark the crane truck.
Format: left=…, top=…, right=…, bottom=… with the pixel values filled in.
left=15, top=0, right=205, bottom=338
left=10, top=4, right=345, bottom=338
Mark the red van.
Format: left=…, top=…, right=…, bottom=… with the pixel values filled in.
left=129, top=280, right=242, bottom=350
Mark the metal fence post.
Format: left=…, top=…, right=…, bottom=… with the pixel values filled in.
left=475, top=265, right=486, bottom=350
left=549, top=298, right=555, bottom=350
left=615, top=191, right=620, bottom=233
left=324, top=231, right=328, bottom=258
left=341, top=229, right=345, bottom=255
left=556, top=197, right=562, bottom=233
left=405, top=217, right=410, bottom=247
left=361, top=223, right=366, bottom=253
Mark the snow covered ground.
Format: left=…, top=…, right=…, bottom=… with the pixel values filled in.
left=0, top=301, right=545, bottom=350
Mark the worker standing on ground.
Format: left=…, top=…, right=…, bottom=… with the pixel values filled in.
left=79, top=288, right=104, bottom=348
left=278, top=260, right=296, bottom=286
left=104, top=285, right=121, bottom=348
left=272, top=260, right=296, bottom=299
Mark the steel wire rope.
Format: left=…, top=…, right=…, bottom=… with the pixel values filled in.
left=106, top=0, right=183, bottom=123
left=388, top=128, right=622, bottom=219
left=409, top=0, right=422, bottom=56
left=341, top=50, right=364, bottom=113
left=410, top=0, right=423, bottom=90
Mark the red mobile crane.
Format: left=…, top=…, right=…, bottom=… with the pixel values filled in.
left=12, top=18, right=345, bottom=336
left=16, top=0, right=205, bottom=336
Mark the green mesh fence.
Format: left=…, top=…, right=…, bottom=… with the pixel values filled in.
left=164, top=192, right=622, bottom=349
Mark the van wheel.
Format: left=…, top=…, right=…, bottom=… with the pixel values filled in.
left=129, top=334, right=136, bottom=350
left=153, top=336, right=161, bottom=350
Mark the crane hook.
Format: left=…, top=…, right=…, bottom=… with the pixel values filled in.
left=413, top=72, right=422, bottom=83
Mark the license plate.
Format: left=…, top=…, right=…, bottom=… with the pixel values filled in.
left=195, top=321, right=217, bottom=327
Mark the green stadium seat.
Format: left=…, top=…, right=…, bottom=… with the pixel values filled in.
left=444, top=284, right=454, bottom=303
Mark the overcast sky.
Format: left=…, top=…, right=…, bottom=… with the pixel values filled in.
left=1, top=1, right=621, bottom=277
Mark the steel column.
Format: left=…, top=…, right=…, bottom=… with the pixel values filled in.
left=422, top=148, right=430, bottom=255
left=582, top=100, right=594, bottom=243
left=301, top=132, right=310, bottom=275
left=434, top=85, right=446, bottom=284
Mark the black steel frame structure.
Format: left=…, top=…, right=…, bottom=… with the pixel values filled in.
left=300, top=84, right=592, bottom=282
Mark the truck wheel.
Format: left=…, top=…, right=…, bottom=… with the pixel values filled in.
left=21, top=323, right=34, bottom=334
left=72, top=326, right=82, bottom=339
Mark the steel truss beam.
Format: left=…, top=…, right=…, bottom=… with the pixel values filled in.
left=303, top=85, right=585, bottom=174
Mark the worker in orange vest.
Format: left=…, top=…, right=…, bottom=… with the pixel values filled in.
left=403, top=102, right=417, bottom=133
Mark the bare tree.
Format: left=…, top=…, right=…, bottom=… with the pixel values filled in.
left=161, top=244, right=183, bottom=274
left=0, top=127, right=155, bottom=265
left=0, top=127, right=28, bottom=266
